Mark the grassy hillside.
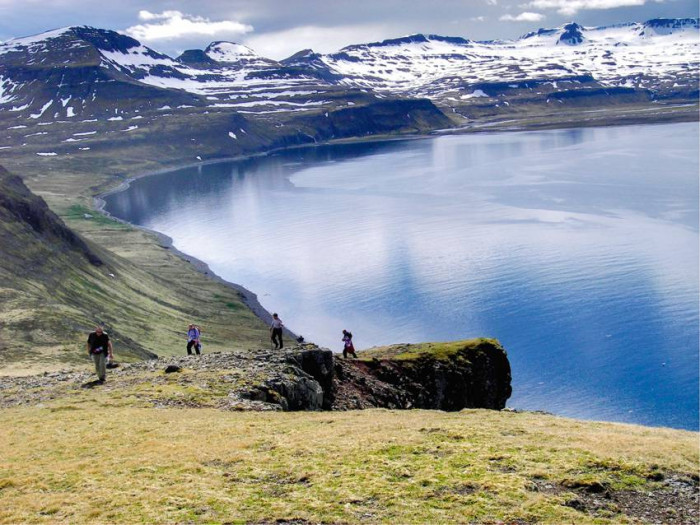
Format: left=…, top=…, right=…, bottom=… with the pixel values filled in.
left=0, top=404, right=696, bottom=524
left=0, top=94, right=455, bottom=374
left=0, top=166, right=269, bottom=374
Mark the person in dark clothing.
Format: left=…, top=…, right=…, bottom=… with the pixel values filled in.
left=342, top=329, right=357, bottom=358
left=270, top=313, right=284, bottom=349
left=86, top=326, right=113, bottom=382
left=186, top=324, right=201, bottom=355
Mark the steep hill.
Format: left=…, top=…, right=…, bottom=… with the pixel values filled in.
left=0, top=165, right=270, bottom=374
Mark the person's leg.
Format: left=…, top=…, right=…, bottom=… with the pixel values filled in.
left=92, top=353, right=100, bottom=378
left=195, top=343, right=201, bottom=355
left=278, top=330, right=283, bottom=349
left=271, top=332, right=278, bottom=349
left=343, top=348, right=348, bottom=358
left=93, top=353, right=106, bottom=381
left=187, top=340, right=193, bottom=355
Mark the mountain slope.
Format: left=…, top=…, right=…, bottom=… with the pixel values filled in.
left=0, top=164, right=271, bottom=373
left=0, top=25, right=450, bottom=175
left=309, top=18, right=698, bottom=118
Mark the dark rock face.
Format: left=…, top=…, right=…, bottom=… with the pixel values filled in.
left=286, top=348, right=335, bottom=409
left=264, top=342, right=511, bottom=412
left=240, top=347, right=334, bottom=411
left=559, top=23, right=585, bottom=45
left=0, top=166, right=102, bottom=266
left=266, top=374, right=325, bottom=411
left=332, top=340, right=512, bottom=411
left=176, top=49, right=217, bottom=67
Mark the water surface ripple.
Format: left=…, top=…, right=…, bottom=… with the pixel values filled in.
left=105, top=123, right=699, bottom=430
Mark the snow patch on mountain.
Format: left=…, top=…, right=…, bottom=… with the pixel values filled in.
left=0, top=27, right=72, bottom=55
left=206, top=42, right=261, bottom=63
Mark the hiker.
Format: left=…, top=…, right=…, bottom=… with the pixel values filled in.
left=342, top=329, right=357, bottom=358
left=270, top=313, right=284, bottom=349
left=186, top=324, right=201, bottom=355
left=86, top=325, right=113, bottom=383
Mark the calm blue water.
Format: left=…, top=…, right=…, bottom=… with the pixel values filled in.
left=105, top=123, right=699, bottom=430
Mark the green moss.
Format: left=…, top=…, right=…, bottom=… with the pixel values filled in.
left=359, top=338, right=503, bottom=361
left=64, top=204, right=129, bottom=229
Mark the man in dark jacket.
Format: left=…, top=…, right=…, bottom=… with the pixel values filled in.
left=86, top=326, right=113, bottom=382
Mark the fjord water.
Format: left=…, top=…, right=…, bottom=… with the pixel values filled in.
left=105, top=123, right=699, bottom=430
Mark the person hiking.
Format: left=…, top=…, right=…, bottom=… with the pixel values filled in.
left=270, top=313, right=284, bottom=349
left=342, top=329, right=357, bottom=358
left=86, top=325, right=113, bottom=383
left=186, top=324, right=201, bottom=355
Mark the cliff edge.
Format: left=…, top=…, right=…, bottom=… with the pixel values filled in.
left=333, top=339, right=511, bottom=410
left=0, top=339, right=511, bottom=413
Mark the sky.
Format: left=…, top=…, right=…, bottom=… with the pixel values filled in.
left=1, top=0, right=698, bottom=59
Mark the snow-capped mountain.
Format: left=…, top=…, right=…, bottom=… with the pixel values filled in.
left=0, top=18, right=696, bottom=139
left=309, top=18, right=698, bottom=103
left=0, top=26, right=371, bottom=122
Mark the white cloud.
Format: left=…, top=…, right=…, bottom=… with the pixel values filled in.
left=243, top=24, right=392, bottom=60
left=470, top=16, right=487, bottom=21
left=500, top=11, right=546, bottom=21
left=125, top=10, right=253, bottom=41
left=522, top=0, right=649, bottom=16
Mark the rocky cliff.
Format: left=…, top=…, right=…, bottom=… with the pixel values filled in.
left=243, top=339, right=511, bottom=412
left=0, top=340, right=511, bottom=413
left=333, top=339, right=512, bottom=411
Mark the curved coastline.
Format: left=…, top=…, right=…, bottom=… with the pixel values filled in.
left=93, top=133, right=441, bottom=340
left=92, top=115, right=699, bottom=349
left=95, top=193, right=297, bottom=340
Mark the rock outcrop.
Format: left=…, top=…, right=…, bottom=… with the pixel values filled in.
left=332, top=339, right=512, bottom=411
left=0, top=340, right=512, bottom=413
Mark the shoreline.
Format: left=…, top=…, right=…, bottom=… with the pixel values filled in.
left=93, top=115, right=698, bottom=341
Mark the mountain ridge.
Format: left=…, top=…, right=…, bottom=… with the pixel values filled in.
left=1, top=16, right=697, bottom=124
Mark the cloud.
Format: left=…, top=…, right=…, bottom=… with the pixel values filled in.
left=243, top=24, right=392, bottom=60
left=124, top=10, right=253, bottom=41
left=522, top=0, right=649, bottom=16
left=500, top=11, right=546, bottom=21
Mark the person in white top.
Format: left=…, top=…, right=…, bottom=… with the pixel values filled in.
left=270, top=313, right=284, bottom=349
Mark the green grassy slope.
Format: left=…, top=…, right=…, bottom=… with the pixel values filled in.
left=0, top=405, right=696, bottom=524
left=0, top=166, right=269, bottom=374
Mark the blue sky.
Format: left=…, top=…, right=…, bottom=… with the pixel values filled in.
left=1, top=0, right=698, bottom=58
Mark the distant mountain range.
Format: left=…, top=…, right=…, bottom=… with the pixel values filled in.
left=1, top=18, right=697, bottom=120
left=0, top=18, right=697, bottom=161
